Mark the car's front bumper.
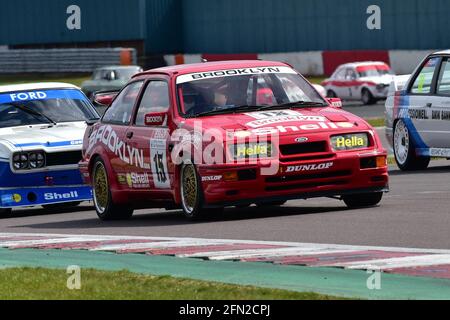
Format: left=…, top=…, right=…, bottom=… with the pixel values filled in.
left=198, top=151, right=389, bottom=206
left=0, top=185, right=92, bottom=209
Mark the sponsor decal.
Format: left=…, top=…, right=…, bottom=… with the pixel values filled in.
left=249, top=122, right=355, bottom=136
left=0, top=89, right=86, bottom=104
left=145, top=115, right=164, bottom=125
left=245, top=110, right=327, bottom=129
left=1, top=194, right=22, bottom=204
left=334, top=136, right=366, bottom=149
left=44, top=191, right=79, bottom=201
left=176, top=66, right=297, bottom=84
left=285, top=162, right=334, bottom=173
left=429, top=148, right=450, bottom=158
left=150, top=139, right=170, bottom=189
left=87, top=125, right=149, bottom=170
left=236, top=144, right=270, bottom=158
left=202, top=175, right=222, bottom=182
left=126, top=172, right=150, bottom=189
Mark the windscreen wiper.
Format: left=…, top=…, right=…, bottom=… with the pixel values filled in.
left=256, top=101, right=328, bottom=111
left=188, top=105, right=265, bottom=118
left=14, top=104, right=57, bottom=125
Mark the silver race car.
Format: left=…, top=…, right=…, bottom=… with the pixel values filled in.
left=386, top=50, right=450, bottom=170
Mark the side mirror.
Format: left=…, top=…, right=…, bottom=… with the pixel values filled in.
left=93, top=91, right=119, bottom=107
left=144, top=112, right=167, bottom=126
left=327, top=98, right=343, bottom=109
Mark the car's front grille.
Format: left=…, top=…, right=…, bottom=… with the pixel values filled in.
left=279, top=141, right=328, bottom=156
left=46, top=151, right=83, bottom=167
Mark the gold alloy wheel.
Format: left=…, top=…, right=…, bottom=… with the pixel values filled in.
left=181, top=164, right=198, bottom=214
left=93, top=162, right=108, bottom=214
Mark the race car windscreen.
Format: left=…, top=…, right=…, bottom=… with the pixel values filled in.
left=176, top=66, right=327, bottom=117
left=0, top=89, right=99, bottom=128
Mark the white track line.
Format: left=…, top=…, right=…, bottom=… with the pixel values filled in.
left=179, top=248, right=355, bottom=260
left=336, top=254, right=450, bottom=270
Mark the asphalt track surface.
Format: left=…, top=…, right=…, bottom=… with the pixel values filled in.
left=1, top=160, right=449, bottom=250
left=342, top=100, right=385, bottom=119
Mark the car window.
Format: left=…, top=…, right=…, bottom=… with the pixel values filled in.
left=334, top=68, right=346, bottom=80
left=102, top=81, right=143, bottom=125
left=345, top=68, right=357, bottom=80
left=411, top=57, right=440, bottom=94
left=437, top=58, right=450, bottom=95
left=135, top=81, right=170, bottom=126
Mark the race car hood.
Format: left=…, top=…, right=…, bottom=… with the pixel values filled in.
left=182, top=107, right=371, bottom=137
left=0, top=122, right=86, bottom=153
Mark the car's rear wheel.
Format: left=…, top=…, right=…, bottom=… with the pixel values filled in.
left=343, top=192, right=383, bottom=208
left=180, top=162, right=220, bottom=220
left=393, top=120, right=430, bottom=171
left=361, top=88, right=376, bottom=105
left=92, top=160, right=133, bottom=221
left=43, top=202, right=82, bottom=210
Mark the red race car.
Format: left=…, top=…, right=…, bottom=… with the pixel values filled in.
left=80, top=60, right=389, bottom=220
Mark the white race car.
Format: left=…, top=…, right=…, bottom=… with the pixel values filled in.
left=322, top=61, right=395, bottom=105
left=386, top=50, right=450, bottom=170
left=0, top=83, right=100, bottom=215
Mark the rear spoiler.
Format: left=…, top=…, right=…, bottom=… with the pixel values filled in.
left=388, top=75, right=411, bottom=96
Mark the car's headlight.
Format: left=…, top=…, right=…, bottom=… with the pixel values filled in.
left=330, top=133, right=370, bottom=151
left=28, top=152, right=45, bottom=169
left=12, top=151, right=46, bottom=170
left=229, top=142, right=273, bottom=160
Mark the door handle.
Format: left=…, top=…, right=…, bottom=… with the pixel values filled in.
left=126, top=131, right=134, bottom=139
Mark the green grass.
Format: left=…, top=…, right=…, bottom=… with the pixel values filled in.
left=366, top=118, right=385, bottom=128
left=0, top=267, right=342, bottom=300
left=307, top=76, right=326, bottom=85
left=0, top=74, right=90, bottom=87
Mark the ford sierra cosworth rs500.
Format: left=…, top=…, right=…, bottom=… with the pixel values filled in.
left=80, top=61, right=389, bottom=220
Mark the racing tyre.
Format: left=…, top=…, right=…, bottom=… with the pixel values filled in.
left=327, top=90, right=337, bottom=98
left=361, top=89, right=376, bottom=105
left=343, top=192, right=383, bottom=208
left=393, top=120, right=430, bottom=171
left=92, top=160, right=134, bottom=221
left=43, top=202, right=82, bottom=210
left=180, top=162, right=220, bottom=220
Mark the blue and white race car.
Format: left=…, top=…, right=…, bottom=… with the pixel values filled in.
left=386, top=50, right=450, bottom=170
left=0, top=83, right=100, bottom=215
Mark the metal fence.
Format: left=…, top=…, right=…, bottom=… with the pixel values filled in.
left=0, top=48, right=137, bottom=73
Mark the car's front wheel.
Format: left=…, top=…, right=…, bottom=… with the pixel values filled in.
left=92, top=159, right=134, bottom=221
left=180, top=162, right=220, bottom=220
left=393, top=120, right=430, bottom=171
left=327, top=90, right=338, bottom=98
left=343, top=193, right=383, bottom=208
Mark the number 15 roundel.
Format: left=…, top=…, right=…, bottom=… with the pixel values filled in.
left=150, top=139, right=170, bottom=189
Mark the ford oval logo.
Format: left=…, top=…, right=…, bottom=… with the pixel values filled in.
left=295, top=137, right=309, bottom=143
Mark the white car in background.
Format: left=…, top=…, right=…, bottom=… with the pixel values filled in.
left=322, top=61, right=395, bottom=105
left=386, top=51, right=450, bottom=171
left=0, top=83, right=99, bottom=215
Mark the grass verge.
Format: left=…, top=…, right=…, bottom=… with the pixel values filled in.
left=0, top=267, right=342, bottom=300
left=366, top=118, right=385, bottom=127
